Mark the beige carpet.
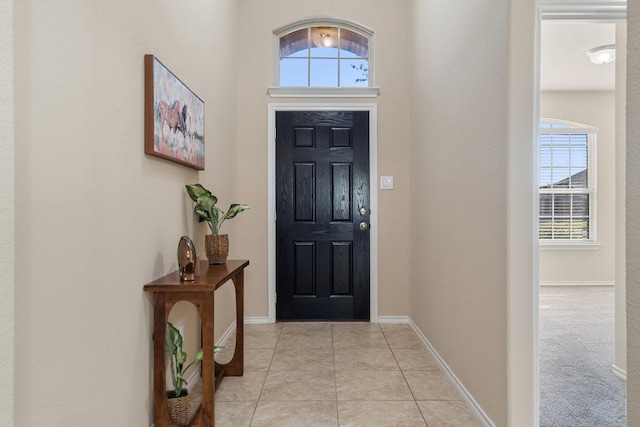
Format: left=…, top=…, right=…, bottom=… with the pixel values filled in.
left=539, top=286, right=626, bottom=427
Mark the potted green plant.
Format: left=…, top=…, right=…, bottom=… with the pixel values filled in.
left=185, top=183, right=249, bottom=264
left=165, top=322, right=204, bottom=426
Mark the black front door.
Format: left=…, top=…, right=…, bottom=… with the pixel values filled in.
left=276, top=111, right=370, bottom=320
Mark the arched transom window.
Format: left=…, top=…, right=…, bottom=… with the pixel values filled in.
left=273, top=18, right=374, bottom=89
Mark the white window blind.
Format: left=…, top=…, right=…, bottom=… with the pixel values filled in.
left=539, top=120, right=596, bottom=241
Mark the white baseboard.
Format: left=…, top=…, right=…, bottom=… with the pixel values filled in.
left=184, top=365, right=202, bottom=393
left=408, top=318, right=495, bottom=427
left=377, top=316, right=409, bottom=324
left=539, top=281, right=614, bottom=286
left=612, top=364, right=627, bottom=381
left=216, top=320, right=237, bottom=348
left=245, top=316, right=411, bottom=324
left=184, top=320, right=239, bottom=391
left=244, top=316, right=270, bottom=324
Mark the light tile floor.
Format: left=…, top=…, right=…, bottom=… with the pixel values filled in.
left=210, top=322, right=481, bottom=427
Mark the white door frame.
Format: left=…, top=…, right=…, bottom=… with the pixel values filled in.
left=534, top=2, right=627, bottom=424
left=267, top=103, right=378, bottom=323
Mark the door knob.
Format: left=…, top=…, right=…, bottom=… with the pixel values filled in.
left=359, top=222, right=369, bottom=231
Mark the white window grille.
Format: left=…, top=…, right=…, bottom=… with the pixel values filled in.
left=272, top=18, right=374, bottom=90
left=539, top=119, right=597, bottom=242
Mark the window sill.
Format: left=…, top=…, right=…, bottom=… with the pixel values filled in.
left=268, top=87, right=380, bottom=98
left=540, top=241, right=601, bottom=251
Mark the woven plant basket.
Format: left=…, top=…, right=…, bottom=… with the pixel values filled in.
left=166, top=391, right=191, bottom=426
left=205, top=234, right=229, bottom=264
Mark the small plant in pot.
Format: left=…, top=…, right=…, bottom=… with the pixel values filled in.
left=185, top=183, right=249, bottom=264
left=165, top=322, right=204, bottom=426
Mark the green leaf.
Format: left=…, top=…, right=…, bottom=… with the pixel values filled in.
left=176, top=348, right=187, bottom=365
left=217, top=204, right=249, bottom=233
left=172, top=327, right=183, bottom=349
left=222, top=204, right=250, bottom=221
left=185, top=184, right=208, bottom=202
left=194, top=206, right=211, bottom=222
left=165, top=323, right=178, bottom=356
left=209, top=207, right=220, bottom=234
left=191, top=187, right=218, bottom=228
left=169, top=355, right=179, bottom=394
left=182, top=347, right=204, bottom=374
left=185, top=183, right=248, bottom=234
left=196, top=195, right=217, bottom=216
left=195, top=347, right=204, bottom=362
left=197, top=192, right=217, bottom=208
left=166, top=323, right=182, bottom=393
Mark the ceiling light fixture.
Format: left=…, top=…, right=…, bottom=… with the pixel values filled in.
left=312, top=27, right=337, bottom=48
left=320, top=33, right=332, bottom=47
left=585, top=44, right=616, bottom=64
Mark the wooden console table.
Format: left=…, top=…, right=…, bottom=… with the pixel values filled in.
left=144, top=259, right=249, bottom=427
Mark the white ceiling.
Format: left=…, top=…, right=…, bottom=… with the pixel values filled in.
left=540, top=22, right=616, bottom=91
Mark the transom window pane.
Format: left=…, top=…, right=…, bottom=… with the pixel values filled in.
left=280, top=58, right=308, bottom=86
left=280, top=28, right=309, bottom=57
left=340, top=28, right=368, bottom=57
left=310, top=27, right=339, bottom=58
left=310, top=59, right=338, bottom=86
left=278, top=24, right=370, bottom=88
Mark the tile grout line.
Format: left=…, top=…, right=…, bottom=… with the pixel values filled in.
left=331, top=323, right=341, bottom=427
left=386, top=328, right=432, bottom=426
left=248, top=326, right=281, bottom=427
left=237, top=323, right=467, bottom=426
left=385, top=327, right=430, bottom=427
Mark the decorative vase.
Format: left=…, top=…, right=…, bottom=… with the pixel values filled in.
left=166, top=390, right=191, bottom=426
left=205, top=234, right=229, bottom=264
left=177, top=236, right=197, bottom=282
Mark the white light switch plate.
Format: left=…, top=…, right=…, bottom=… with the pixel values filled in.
left=380, top=176, right=394, bottom=190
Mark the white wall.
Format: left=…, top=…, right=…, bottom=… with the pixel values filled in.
left=539, top=91, right=616, bottom=284
left=0, top=0, right=15, bottom=425
left=408, top=0, right=536, bottom=424
left=13, top=1, right=239, bottom=425
left=627, top=1, right=640, bottom=423
left=506, top=0, right=537, bottom=423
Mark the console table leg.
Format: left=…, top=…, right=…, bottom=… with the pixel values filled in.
left=198, top=293, right=215, bottom=426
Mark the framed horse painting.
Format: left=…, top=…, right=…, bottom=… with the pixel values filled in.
left=144, top=55, right=205, bottom=170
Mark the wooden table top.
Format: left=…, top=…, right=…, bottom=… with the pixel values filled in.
left=143, top=259, right=249, bottom=293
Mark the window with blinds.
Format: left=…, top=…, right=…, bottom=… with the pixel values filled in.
left=539, top=120, right=596, bottom=241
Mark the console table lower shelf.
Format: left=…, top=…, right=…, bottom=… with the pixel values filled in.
left=144, top=259, right=249, bottom=427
